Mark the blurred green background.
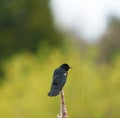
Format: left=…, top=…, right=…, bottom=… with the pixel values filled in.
left=0, top=0, right=120, bottom=118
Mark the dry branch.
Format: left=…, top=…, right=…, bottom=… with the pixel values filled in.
left=57, top=90, right=68, bottom=118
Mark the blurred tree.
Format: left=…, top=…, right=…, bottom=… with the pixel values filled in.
left=0, top=0, right=62, bottom=58
left=0, top=0, right=63, bottom=78
left=97, top=18, right=120, bottom=64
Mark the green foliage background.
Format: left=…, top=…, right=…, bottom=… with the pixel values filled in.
left=0, top=0, right=62, bottom=58
left=0, top=47, right=120, bottom=118
left=0, top=0, right=120, bottom=118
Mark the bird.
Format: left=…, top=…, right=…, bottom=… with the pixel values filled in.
left=48, top=63, right=71, bottom=97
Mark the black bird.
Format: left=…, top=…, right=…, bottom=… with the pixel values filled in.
left=48, top=63, right=71, bottom=97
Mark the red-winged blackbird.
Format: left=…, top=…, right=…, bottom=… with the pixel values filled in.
left=48, top=63, right=71, bottom=97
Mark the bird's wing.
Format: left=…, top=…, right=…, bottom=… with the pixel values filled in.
left=52, top=68, right=67, bottom=91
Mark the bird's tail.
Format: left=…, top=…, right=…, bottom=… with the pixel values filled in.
left=48, top=88, right=60, bottom=97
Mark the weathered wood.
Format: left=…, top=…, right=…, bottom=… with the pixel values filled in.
left=57, top=90, right=68, bottom=118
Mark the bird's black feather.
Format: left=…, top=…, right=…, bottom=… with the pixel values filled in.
left=48, top=63, right=71, bottom=97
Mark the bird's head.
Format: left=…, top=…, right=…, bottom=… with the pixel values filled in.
left=60, top=63, right=72, bottom=71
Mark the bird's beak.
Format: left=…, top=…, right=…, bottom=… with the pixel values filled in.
left=70, top=66, right=72, bottom=69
